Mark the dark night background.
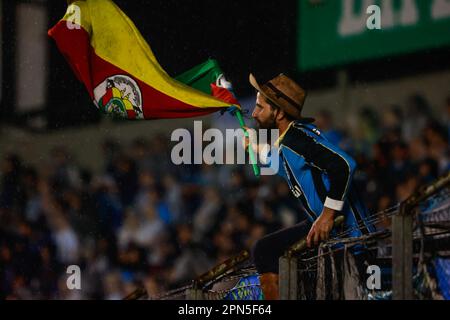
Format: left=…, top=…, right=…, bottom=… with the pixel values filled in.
left=1, top=0, right=450, bottom=301
left=2, top=0, right=450, bottom=129
left=2, top=0, right=299, bottom=129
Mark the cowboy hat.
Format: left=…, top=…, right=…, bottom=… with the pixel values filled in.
left=249, top=73, right=314, bottom=123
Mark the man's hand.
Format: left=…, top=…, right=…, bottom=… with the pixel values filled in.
left=241, top=126, right=257, bottom=152
left=306, top=207, right=336, bottom=247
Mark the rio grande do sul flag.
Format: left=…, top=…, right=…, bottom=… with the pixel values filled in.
left=48, top=0, right=239, bottom=120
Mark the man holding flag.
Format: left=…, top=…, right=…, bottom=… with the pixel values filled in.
left=244, top=73, right=376, bottom=299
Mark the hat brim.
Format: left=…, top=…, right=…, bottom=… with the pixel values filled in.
left=249, top=73, right=274, bottom=105
left=249, top=73, right=314, bottom=123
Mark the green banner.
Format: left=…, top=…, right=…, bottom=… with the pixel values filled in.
left=298, top=0, right=450, bottom=71
left=175, top=59, right=223, bottom=95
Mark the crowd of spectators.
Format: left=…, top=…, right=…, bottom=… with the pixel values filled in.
left=0, top=94, right=449, bottom=299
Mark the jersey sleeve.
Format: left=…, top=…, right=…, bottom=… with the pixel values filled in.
left=280, top=125, right=356, bottom=211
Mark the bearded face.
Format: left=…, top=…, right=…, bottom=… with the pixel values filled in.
left=252, top=93, right=278, bottom=129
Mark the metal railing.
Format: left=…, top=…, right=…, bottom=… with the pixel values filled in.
left=124, top=172, right=450, bottom=300
left=392, top=171, right=450, bottom=299
left=279, top=171, right=450, bottom=300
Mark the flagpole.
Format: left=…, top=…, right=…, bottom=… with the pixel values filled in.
left=230, top=107, right=260, bottom=177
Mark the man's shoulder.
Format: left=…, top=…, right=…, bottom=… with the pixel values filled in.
left=280, top=121, right=316, bottom=149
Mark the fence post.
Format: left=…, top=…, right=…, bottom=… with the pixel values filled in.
left=392, top=203, right=413, bottom=300
left=186, top=287, right=204, bottom=300
left=392, top=172, right=450, bottom=300
left=279, top=256, right=298, bottom=300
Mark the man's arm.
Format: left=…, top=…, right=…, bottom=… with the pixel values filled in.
left=281, top=125, right=356, bottom=211
left=281, top=126, right=356, bottom=246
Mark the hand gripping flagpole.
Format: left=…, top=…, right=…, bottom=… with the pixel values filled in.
left=217, top=74, right=260, bottom=177
left=228, top=106, right=260, bottom=177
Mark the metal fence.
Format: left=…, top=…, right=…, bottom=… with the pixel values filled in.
left=124, top=172, right=450, bottom=300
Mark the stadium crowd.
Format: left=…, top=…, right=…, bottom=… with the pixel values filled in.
left=1, top=94, right=449, bottom=299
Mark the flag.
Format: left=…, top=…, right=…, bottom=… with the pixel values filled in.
left=175, top=58, right=239, bottom=107
left=48, top=0, right=239, bottom=120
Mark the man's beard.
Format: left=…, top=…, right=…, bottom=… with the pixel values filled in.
left=255, top=114, right=277, bottom=129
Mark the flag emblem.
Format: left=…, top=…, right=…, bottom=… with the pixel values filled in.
left=94, top=75, right=143, bottom=119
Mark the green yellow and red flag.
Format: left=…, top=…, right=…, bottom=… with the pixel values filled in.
left=48, top=0, right=239, bottom=120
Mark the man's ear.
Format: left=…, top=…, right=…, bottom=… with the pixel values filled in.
left=276, top=109, right=288, bottom=121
